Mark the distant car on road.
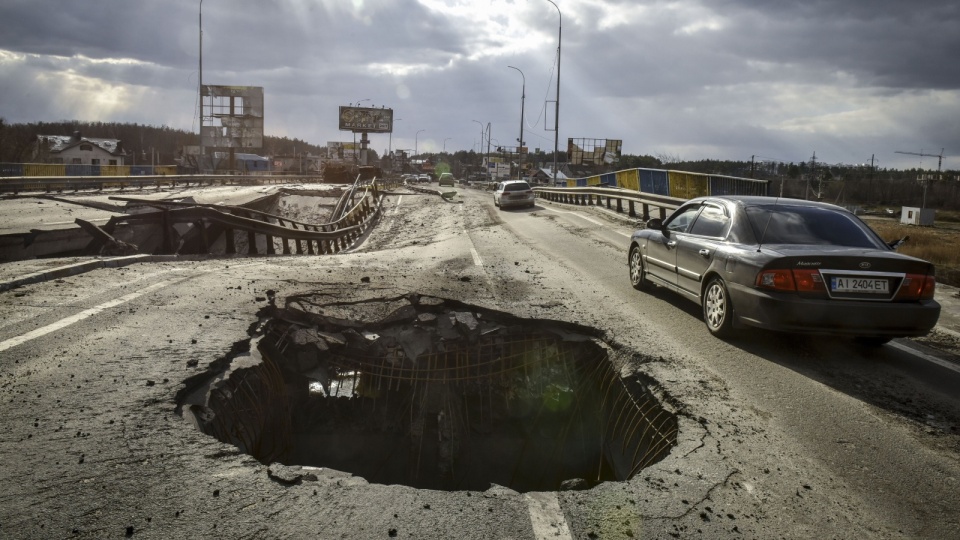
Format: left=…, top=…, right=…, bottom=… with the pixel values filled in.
left=438, top=173, right=455, bottom=187
left=417, top=174, right=430, bottom=184
left=493, top=180, right=535, bottom=209
left=627, top=196, right=940, bottom=344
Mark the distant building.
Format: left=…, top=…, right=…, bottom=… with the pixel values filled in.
left=529, top=167, right=570, bottom=185
left=36, top=132, right=127, bottom=166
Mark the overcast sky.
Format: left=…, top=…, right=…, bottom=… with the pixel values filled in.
left=1, top=0, right=957, bottom=170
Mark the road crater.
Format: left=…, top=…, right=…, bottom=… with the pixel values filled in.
left=178, top=293, right=678, bottom=492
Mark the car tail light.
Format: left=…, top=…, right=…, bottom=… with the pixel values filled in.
left=756, top=269, right=826, bottom=294
left=894, top=273, right=936, bottom=301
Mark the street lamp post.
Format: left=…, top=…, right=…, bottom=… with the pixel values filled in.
left=507, top=65, right=525, bottom=180
left=443, top=138, right=451, bottom=153
left=415, top=129, right=426, bottom=158
left=198, top=0, right=204, bottom=173
left=545, top=0, right=561, bottom=185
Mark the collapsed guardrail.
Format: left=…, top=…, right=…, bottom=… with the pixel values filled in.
left=92, top=180, right=386, bottom=256
left=533, top=186, right=686, bottom=221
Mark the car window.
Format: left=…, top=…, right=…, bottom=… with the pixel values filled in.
left=664, top=204, right=701, bottom=233
left=504, top=182, right=530, bottom=192
left=688, top=204, right=730, bottom=237
left=744, top=205, right=886, bottom=248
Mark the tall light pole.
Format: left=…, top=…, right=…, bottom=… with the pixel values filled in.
left=198, top=0, right=204, bottom=173
left=545, top=0, right=561, bottom=185
left=507, top=65, right=525, bottom=180
left=443, top=138, right=451, bottom=153
left=415, top=129, right=425, bottom=157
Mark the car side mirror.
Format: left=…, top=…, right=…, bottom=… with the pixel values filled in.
left=646, top=218, right=663, bottom=230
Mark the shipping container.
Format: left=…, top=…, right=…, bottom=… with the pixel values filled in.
left=638, top=168, right=670, bottom=195
left=616, top=169, right=639, bottom=191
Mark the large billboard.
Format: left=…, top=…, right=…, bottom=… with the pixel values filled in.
left=567, top=138, right=622, bottom=166
left=338, top=106, right=394, bottom=133
left=201, top=85, right=264, bottom=149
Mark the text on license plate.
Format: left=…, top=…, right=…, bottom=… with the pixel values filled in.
left=830, top=277, right=889, bottom=293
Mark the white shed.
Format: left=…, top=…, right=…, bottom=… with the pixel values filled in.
left=900, top=207, right=935, bottom=226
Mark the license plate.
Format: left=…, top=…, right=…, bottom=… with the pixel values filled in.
left=830, top=277, right=889, bottom=293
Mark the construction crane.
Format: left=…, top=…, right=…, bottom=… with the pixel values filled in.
left=895, top=148, right=945, bottom=178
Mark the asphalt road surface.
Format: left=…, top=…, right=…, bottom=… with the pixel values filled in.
left=0, top=184, right=958, bottom=539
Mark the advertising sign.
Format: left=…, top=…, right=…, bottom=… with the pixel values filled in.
left=338, top=106, right=394, bottom=133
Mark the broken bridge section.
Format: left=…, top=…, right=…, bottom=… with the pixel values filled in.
left=179, top=294, right=678, bottom=493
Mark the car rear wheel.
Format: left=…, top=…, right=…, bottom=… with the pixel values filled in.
left=703, top=277, right=735, bottom=338
left=628, top=245, right=648, bottom=291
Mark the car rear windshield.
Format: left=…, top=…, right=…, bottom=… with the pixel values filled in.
left=504, top=183, right=531, bottom=192
left=744, top=205, right=886, bottom=248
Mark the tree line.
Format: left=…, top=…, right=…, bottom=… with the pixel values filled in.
left=0, top=119, right=326, bottom=166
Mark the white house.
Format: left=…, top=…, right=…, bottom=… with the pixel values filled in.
left=37, top=132, right=127, bottom=166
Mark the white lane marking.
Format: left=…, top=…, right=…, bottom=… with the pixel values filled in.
left=0, top=280, right=174, bottom=353
left=889, top=341, right=960, bottom=376
left=470, top=247, right=483, bottom=267
left=393, top=196, right=403, bottom=214
left=541, top=207, right=631, bottom=238
left=524, top=492, right=573, bottom=540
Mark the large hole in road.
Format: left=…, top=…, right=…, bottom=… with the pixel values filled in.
left=178, top=294, right=678, bottom=493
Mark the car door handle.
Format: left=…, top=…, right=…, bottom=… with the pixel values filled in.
left=699, top=249, right=711, bottom=257
left=666, top=241, right=677, bottom=248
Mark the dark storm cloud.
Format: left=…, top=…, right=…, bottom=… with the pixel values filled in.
left=0, top=0, right=956, bottom=168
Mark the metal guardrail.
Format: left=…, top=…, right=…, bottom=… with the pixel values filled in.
left=532, top=185, right=685, bottom=221
left=0, top=174, right=327, bottom=194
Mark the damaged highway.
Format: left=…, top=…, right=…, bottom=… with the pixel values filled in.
left=1, top=182, right=959, bottom=539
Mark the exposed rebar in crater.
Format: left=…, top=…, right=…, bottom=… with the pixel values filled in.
left=179, top=294, right=678, bottom=493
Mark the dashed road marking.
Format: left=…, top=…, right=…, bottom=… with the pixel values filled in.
left=0, top=280, right=175, bottom=353
left=470, top=247, right=483, bottom=267
left=524, top=492, right=573, bottom=540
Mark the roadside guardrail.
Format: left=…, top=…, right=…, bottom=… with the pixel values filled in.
left=533, top=185, right=685, bottom=221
